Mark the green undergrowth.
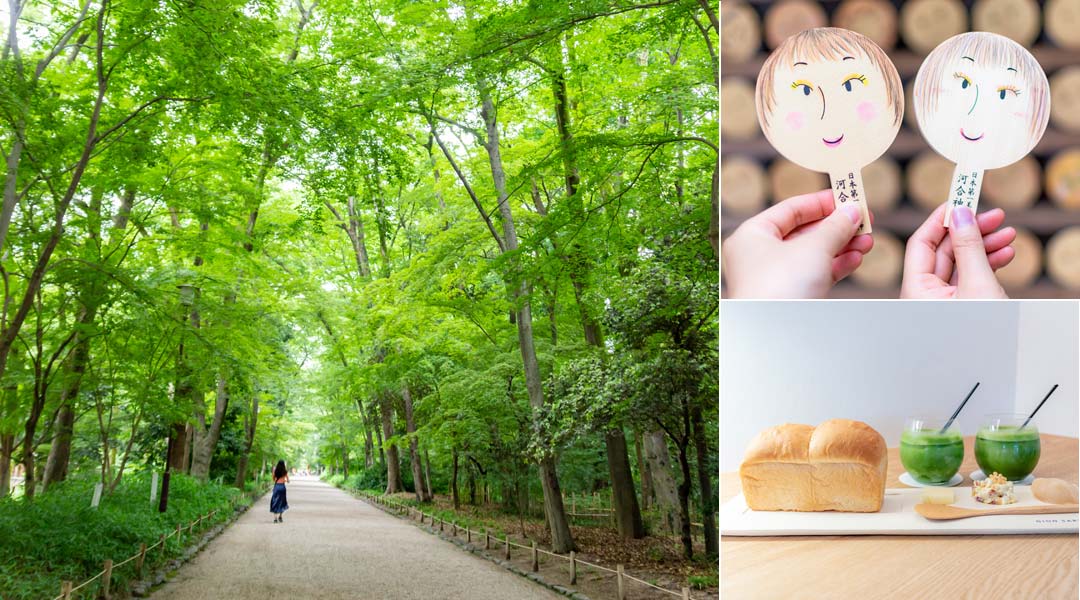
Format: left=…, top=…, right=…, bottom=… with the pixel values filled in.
left=0, top=473, right=253, bottom=600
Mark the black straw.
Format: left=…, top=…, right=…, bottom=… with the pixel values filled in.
left=1020, top=384, right=1059, bottom=429
left=940, top=382, right=980, bottom=434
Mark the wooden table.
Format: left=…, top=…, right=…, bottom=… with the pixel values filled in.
left=721, top=434, right=1079, bottom=599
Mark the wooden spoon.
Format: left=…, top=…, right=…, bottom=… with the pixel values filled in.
left=915, top=503, right=1080, bottom=521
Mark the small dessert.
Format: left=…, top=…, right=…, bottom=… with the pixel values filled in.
left=972, top=472, right=1017, bottom=505
left=920, top=488, right=955, bottom=505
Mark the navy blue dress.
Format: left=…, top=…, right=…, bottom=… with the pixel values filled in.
left=270, top=480, right=289, bottom=514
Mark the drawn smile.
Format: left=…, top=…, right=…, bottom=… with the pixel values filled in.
left=960, top=128, right=984, bottom=141
left=822, top=134, right=844, bottom=147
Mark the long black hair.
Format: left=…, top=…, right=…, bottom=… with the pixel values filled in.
left=273, top=460, right=287, bottom=480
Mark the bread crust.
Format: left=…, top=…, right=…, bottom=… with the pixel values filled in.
left=738, top=419, right=887, bottom=512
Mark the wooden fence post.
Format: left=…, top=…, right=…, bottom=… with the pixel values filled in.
left=617, top=564, right=625, bottom=600
left=176, top=523, right=182, bottom=549
left=61, top=581, right=72, bottom=600
left=485, top=530, right=490, bottom=549
left=570, top=551, right=577, bottom=585
left=531, top=541, right=538, bottom=572
left=100, top=558, right=113, bottom=600
left=504, top=535, right=511, bottom=559
left=420, top=511, right=425, bottom=524
left=466, top=526, right=471, bottom=543
left=136, top=543, right=147, bottom=577
left=451, top=521, right=457, bottom=536
left=682, top=586, right=691, bottom=600
left=159, top=534, right=166, bottom=560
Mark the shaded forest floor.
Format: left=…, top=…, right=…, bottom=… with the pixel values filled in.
left=381, top=491, right=718, bottom=599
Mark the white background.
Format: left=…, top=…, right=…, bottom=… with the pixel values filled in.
left=720, top=301, right=1079, bottom=471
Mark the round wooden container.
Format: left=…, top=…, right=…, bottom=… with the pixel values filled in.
left=721, top=0, right=762, bottom=64
left=850, top=229, right=904, bottom=289
left=720, top=78, right=760, bottom=140
left=900, top=0, right=968, bottom=55
left=971, top=0, right=1041, bottom=47
left=768, top=158, right=829, bottom=202
left=764, top=0, right=828, bottom=49
left=1046, top=148, right=1080, bottom=210
left=1047, top=227, right=1080, bottom=289
left=983, top=155, right=1041, bottom=210
left=907, top=151, right=956, bottom=211
left=833, top=0, right=899, bottom=51
left=862, top=156, right=902, bottom=212
left=1045, top=0, right=1080, bottom=50
left=721, top=156, right=769, bottom=215
left=1050, top=66, right=1080, bottom=134
left=996, top=227, right=1042, bottom=290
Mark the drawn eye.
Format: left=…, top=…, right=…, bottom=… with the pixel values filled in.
left=842, top=74, right=867, bottom=92
left=997, top=86, right=1021, bottom=100
left=791, top=80, right=813, bottom=96
left=954, top=72, right=972, bottom=90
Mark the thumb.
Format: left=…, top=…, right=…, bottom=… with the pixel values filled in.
left=803, top=204, right=861, bottom=255
left=948, top=206, right=1001, bottom=296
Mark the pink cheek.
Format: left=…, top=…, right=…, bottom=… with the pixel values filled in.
left=856, top=101, right=877, bottom=123
left=785, top=111, right=805, bottom=131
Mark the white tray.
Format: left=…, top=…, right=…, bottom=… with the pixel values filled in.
left=720, top=487, right=1079, bottom=536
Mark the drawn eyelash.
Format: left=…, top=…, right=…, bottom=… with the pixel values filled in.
left=841, top=74, right=867, bottom=91
left=996, top=85, right=1022, bottom=98
left=791, top=79, right=814, bottom=96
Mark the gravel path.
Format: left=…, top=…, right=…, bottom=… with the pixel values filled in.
left=149, top=476, right=563, bottom=600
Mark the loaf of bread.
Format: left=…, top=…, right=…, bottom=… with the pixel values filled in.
left=739, top=419, right=887, bottom=512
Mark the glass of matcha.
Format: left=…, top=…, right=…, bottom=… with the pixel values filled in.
left=974, top=415, right=1041, bottom=481
left=900, top=418, right=965, bottom=485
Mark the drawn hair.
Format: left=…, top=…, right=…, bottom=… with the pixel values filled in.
left=914, top=32, right=1049, bottom=142
left=274, top=460, right=287, bottom=480
left=756, top=27, right=903, bottom=129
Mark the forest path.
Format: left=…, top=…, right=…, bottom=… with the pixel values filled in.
left=148, top=476, right=562, bottom=600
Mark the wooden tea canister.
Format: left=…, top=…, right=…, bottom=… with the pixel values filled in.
left=983, top=155, right=1041, bottom=211
left=996, top=227, right=1043, bottom=289
left=1046, top=148, right=1080, bottom=210
left=862, top=156, right=902, bottom=212
left=721, top=156, right=769, bottom=215
left=1045, top=0, right=1080, bottom=50
left=721, top=0, right=762, bottom=65
left=1050, top=66, right=1080, bottom=134
left=1046, top=227, right=1080, bottom=289
left=764, top=0, right=827, bottom=49
left=768, top=158, right=829, bottom=203
left=850, top=229, right=904, bottom=288
left=971, top=0, right=1041, bottom=47
left=900, top=0, right=967, bottom=55
left=833, top=0, right=898, bottom=51
left=720, top=78, right=760, bottom=140
left=907, top=151, right=957, bottom=211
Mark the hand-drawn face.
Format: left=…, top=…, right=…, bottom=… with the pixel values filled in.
left=756, top=28, right=903, bottom=174
left=914, top=32, right=1050, bottom=170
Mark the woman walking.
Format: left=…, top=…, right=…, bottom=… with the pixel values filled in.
left=270, top=460, right=290, bottom=523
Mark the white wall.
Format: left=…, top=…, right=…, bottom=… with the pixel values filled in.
left=720, top=301, right=1078, bottom=471
left=1014, top=302, right=1080, bottom=437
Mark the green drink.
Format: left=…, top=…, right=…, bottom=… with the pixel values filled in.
left=974, top=418, right=1040, bottom=481
left=900, top=421, right=964, bottom=484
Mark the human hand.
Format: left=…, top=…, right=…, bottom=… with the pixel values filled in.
left=722, top=190, right=874, bottom=298
left=901, top=204, right=1015, bottom=299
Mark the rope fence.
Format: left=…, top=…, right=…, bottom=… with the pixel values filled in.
left=49, top=492, right=247, bottom=600
left=364, top=492, right=699, bottom=600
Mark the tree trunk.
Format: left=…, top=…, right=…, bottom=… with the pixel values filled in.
left=373, top=399, right=386, bottom=469
left=451, top=449, right=460, bottom=509
left=0, top=433, right=13, bottom=497
left=606, top=429, right=645, bottom=538
left=478, top=77, right=575, bottom=553
left=190, top=371, right=230, bottom=481
left=234, top=394, right=259, bottom=488
left=358, top=397, right=374, bottom=468
left=422, top=445, right=433, bottom=499
left=402, top=385, right=428, bottom=502
left=645, top=430, right=682, bottom=535
left=691, top=401, right=718, bottom=556
left=675, top=440, right=694, bottom=560
left=709, top=162, right=719, bottom=259
left=635, top=430, right=651, bottom=511
left=380, top=394, right=401, bottom=493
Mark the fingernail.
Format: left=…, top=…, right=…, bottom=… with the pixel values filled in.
left=841, top=205, right=861, bottom=225
left=952, top=206, right=974, bottom=228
